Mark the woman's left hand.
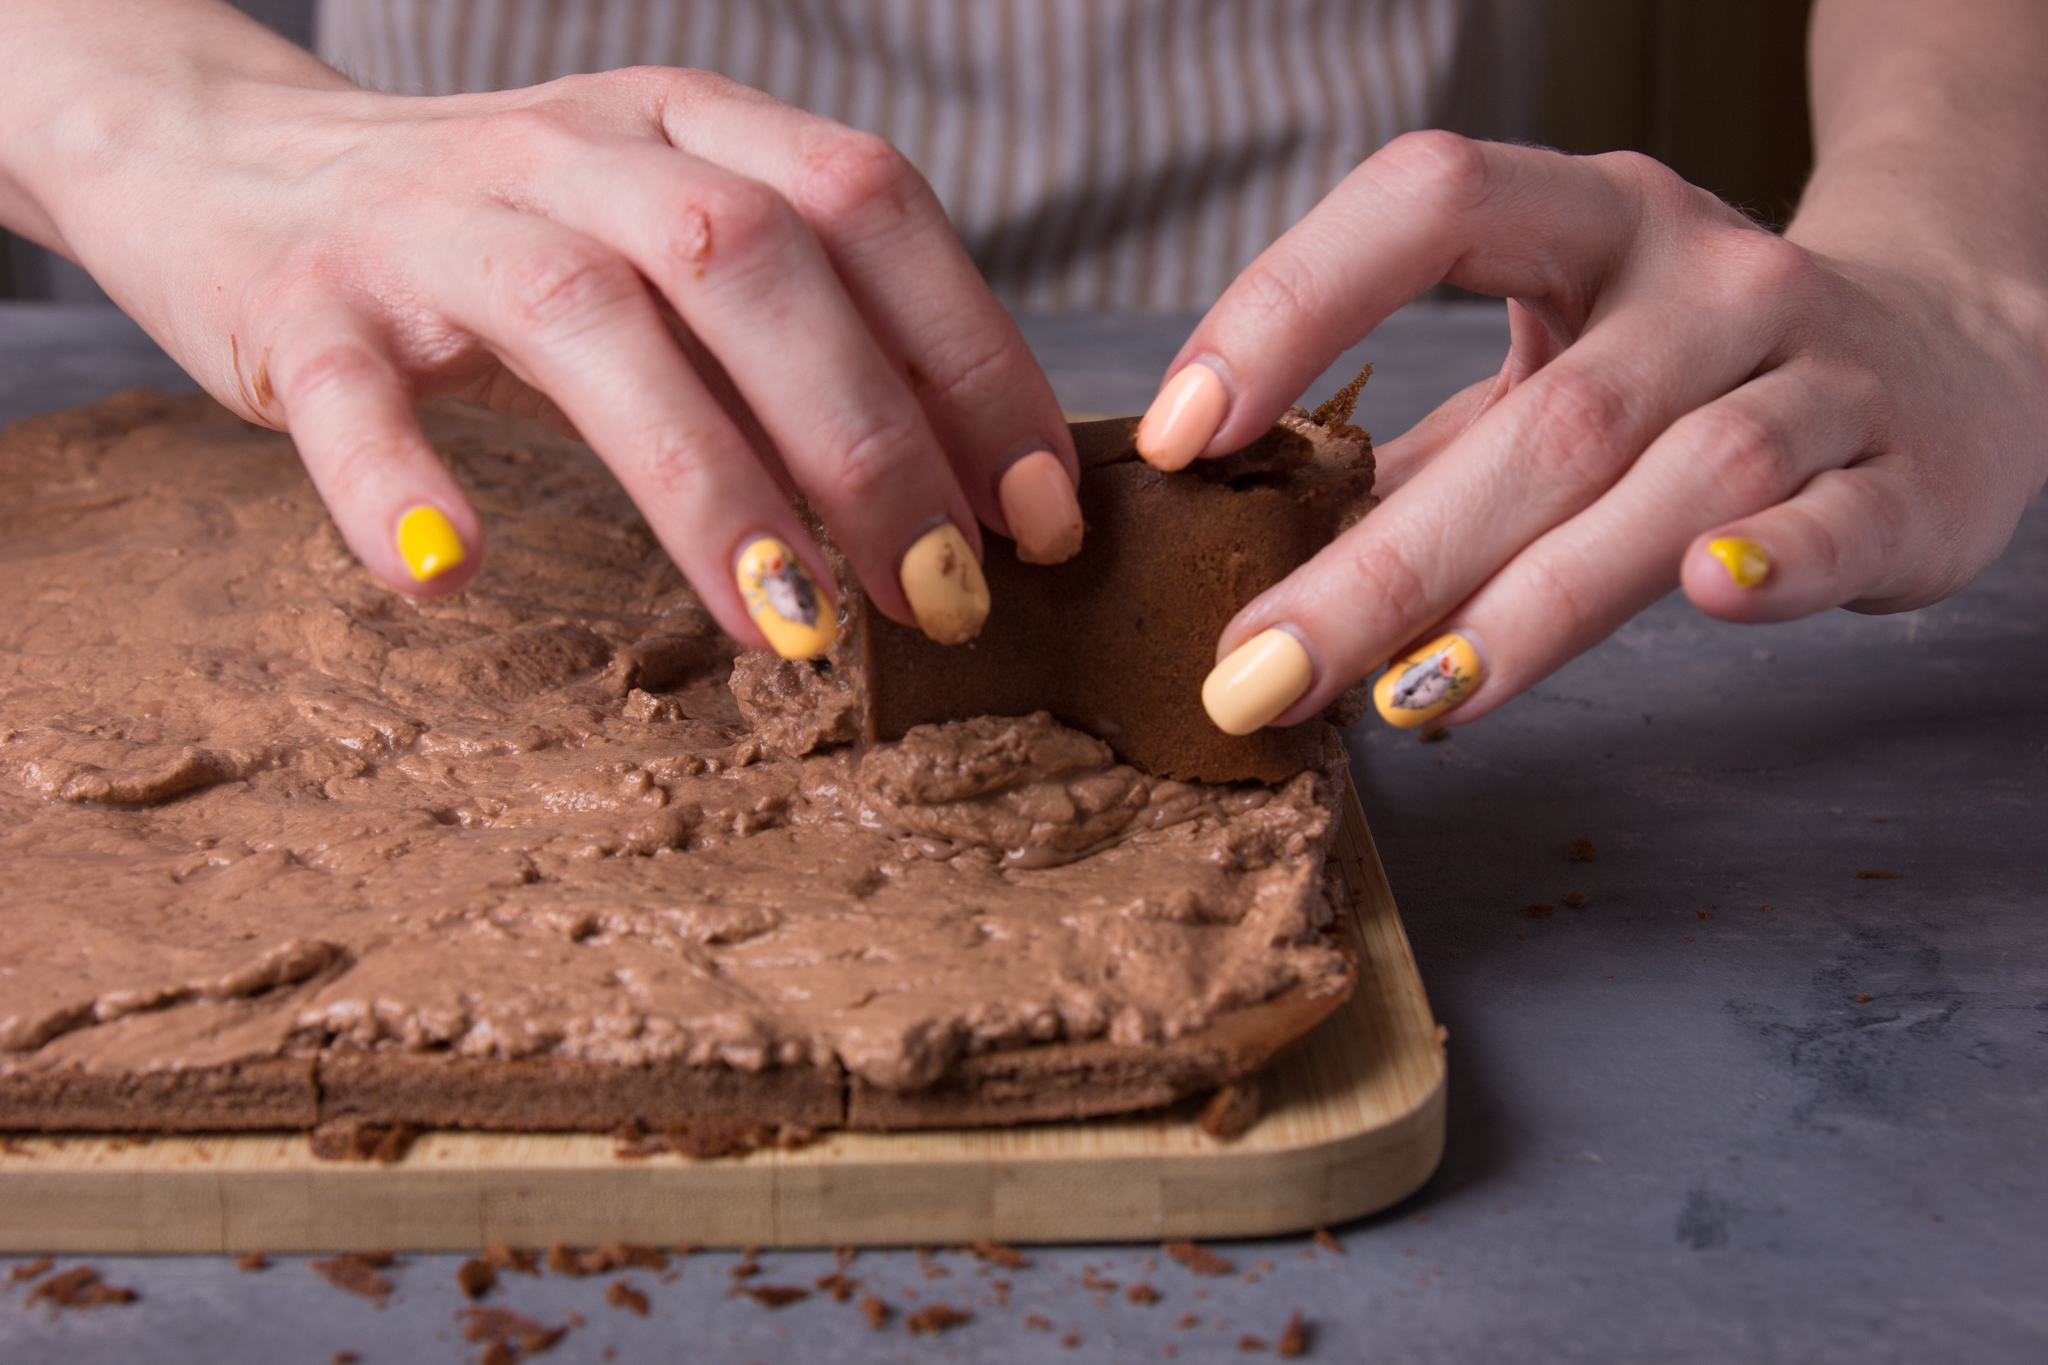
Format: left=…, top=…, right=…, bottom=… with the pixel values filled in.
left=1141, top=118, right=2048, bottom=736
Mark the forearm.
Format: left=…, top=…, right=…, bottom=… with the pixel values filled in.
left=0, top=0, right=349, bottom=255
left=1794, top=0, right=2048, bottom=300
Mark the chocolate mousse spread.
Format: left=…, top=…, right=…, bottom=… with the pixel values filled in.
left=0, top=392, right=1354, bottom=1135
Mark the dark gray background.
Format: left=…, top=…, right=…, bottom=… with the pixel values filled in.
left=0, top=301, right=2043, bottom=1364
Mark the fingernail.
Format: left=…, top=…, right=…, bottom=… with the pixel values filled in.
left=396, top=505, right=465, bottom=582
left=1136, top=362, right=1227, bottom=471
left=900, top=522, right=990, bottom=644
left=999, top=450, right=1084, bottom=565
left=735, top=535, right=837, bottom=659
left=1202, top=628, right=1313, bottom=736
left=1707, top=536, right=1771, bottom=588
left=1373, top=632, right=1483, bottom=729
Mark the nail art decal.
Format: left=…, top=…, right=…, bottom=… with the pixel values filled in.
left=736, top=536, right=836, bottom=659
left=1373, top=632, right=1482, bottom=728
left=396, top=505, right=465, bottom=582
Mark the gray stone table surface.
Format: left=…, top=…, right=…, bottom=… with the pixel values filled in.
left=0, top=301, right=2042, bottom=1363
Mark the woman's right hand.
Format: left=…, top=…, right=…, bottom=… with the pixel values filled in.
left=0, top=0, right=1082, bottom=654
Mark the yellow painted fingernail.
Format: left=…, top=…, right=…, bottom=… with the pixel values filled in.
left=1707, top=536, right=1771, bottom=588
left=1373, top=632, right=1483, bottom=729
left=396, top=505, right=465, bottom=581
left=900, top=522, right=990, bottom=645
left=1202, top=628, right=1313, bottom=736
left=735, top=535, right=837, bottom=659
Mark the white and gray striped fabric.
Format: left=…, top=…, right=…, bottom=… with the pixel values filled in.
left=319, top=0, right=1504, bottom=311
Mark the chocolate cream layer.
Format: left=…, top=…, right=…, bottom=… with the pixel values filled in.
left=0, top=394, right=1350, bottom=1097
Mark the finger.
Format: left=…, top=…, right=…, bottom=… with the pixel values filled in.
left=267, top=302, right=483, bottom=598
left=511, top=141, right=998, bottom=630
left=1135, top=134, right=1743, bottom=469
left=1370, top=368, right=1502, bottom=496
left=1211, top=290, right=1793, bottom=733
left=1375, top=366, right=1872, bottom=727
left=425, top=209, right=846, bottom=656
left=1351, top=299, right=1556, bottom=495
left=646, top=76, right=1082, bottom=560
left=1684, top=457, right=1945, bottom=622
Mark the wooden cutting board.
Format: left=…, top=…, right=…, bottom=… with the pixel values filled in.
left=0, top=781, right=1443, bottom=1252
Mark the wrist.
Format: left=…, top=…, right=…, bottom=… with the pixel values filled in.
left=0, top=0, right=351, bottom=259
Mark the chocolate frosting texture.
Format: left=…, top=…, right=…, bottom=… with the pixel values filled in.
left=0, top=394, right=1349, bottom=1097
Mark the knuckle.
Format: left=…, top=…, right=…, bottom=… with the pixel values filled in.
left=911, top=326, right=1021, bottom=412
left=1231, top=254, right=1325, bottom=334
left=663, top=178, right=800, bottom=283
left=1512, top=550, right=1602, bottom=650
left=497, top=241, right=643, bottom=332
left=1336, top=537, right=1436, bottom=647
left=792, top=129, right=925, bottom=230
left=816, top=416, right=927, bottom=507
left=283, top=341, right=386, bottom=405
left=636, top=424, right=727, bottom=505
left=1692, top=405, right=1795, bottom=510
left=1516, top=371, right=1634, bottom=498
left=1376, top=129, right=1492, bottom=211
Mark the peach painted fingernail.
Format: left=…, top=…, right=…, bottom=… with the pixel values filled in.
left=1202, top=628, right=1313, bottom=735
left=900, top=522, right=990, bottom=644
left=1707, top=536, right=1771, bottom=588
left=999, top=451, right=1084, bottom=565
left=1136, top=362, right=1227, bottom=471
left=396, top=505, right=465, bottom=581
left=1373, top=632, right=1483, bottom=729
left=735, top=535, right=837, bottom=659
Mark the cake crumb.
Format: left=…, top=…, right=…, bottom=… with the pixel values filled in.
left=1127, top=1283, right=1161, bottom=1304
left=1311, top=1228, right=1344, bottom=1255
left=1177, top=1312, right=1201, bottom=1329
left=1569, top=837, right=1596, bottom=862
left=1524, top=903, right=1555, bottom=918
left=1855, top=993, right=1873, bottom=1003
left=728, top=1259, right=762, bottom=1280
left=1418, top=726, right=1449, bottom=743
left=1239, top=1336, right=1270, bottom=1351
left=605, top=1280, right=649, bottom=1316
left=1563, top=892, right=1589, bottom=908
left=1697, top=910, right=1712, bottom=920
left=604, top=1244, right=669, bottom=1270
left=906, top=1304, right=972, bottom=1335
left=27, top=1266, right=137, bottom=1310
left=1198, top=1079, right=1262, bottom=1139
left=1061, top=1333, right=1083, bottom=1349
left=1277, top=1311, right=1310, bottom=1356
left=457, top=1306, right=569, bottom=1359
left=458, top=1257, right=497, bottom=1299
left=734, top=1285, right=810, bottom=1308
left=309, top=1121, right=418, bottom=1164
left=235, top=1252, right=269, bottom=1272
left=1025, top=1313, right=1054, bottom=1331
left=332, top=1353, right=360, bottom=1365
left=310, top=1254, right=394, bottom=1299
left=9, top=1255, right=53, bottom=1283
left=815, top=1272, right=859, bottom=1302
left=1163, top=1241, right=1234, bottom=1276
left=970, top=1239, right=1028, bottom=1269
left=860, top=1295, right=892, bottom=1329
left=833, top=1245, right=859, bottom=1269
left=484, top=1246, right=541, bottom=1276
